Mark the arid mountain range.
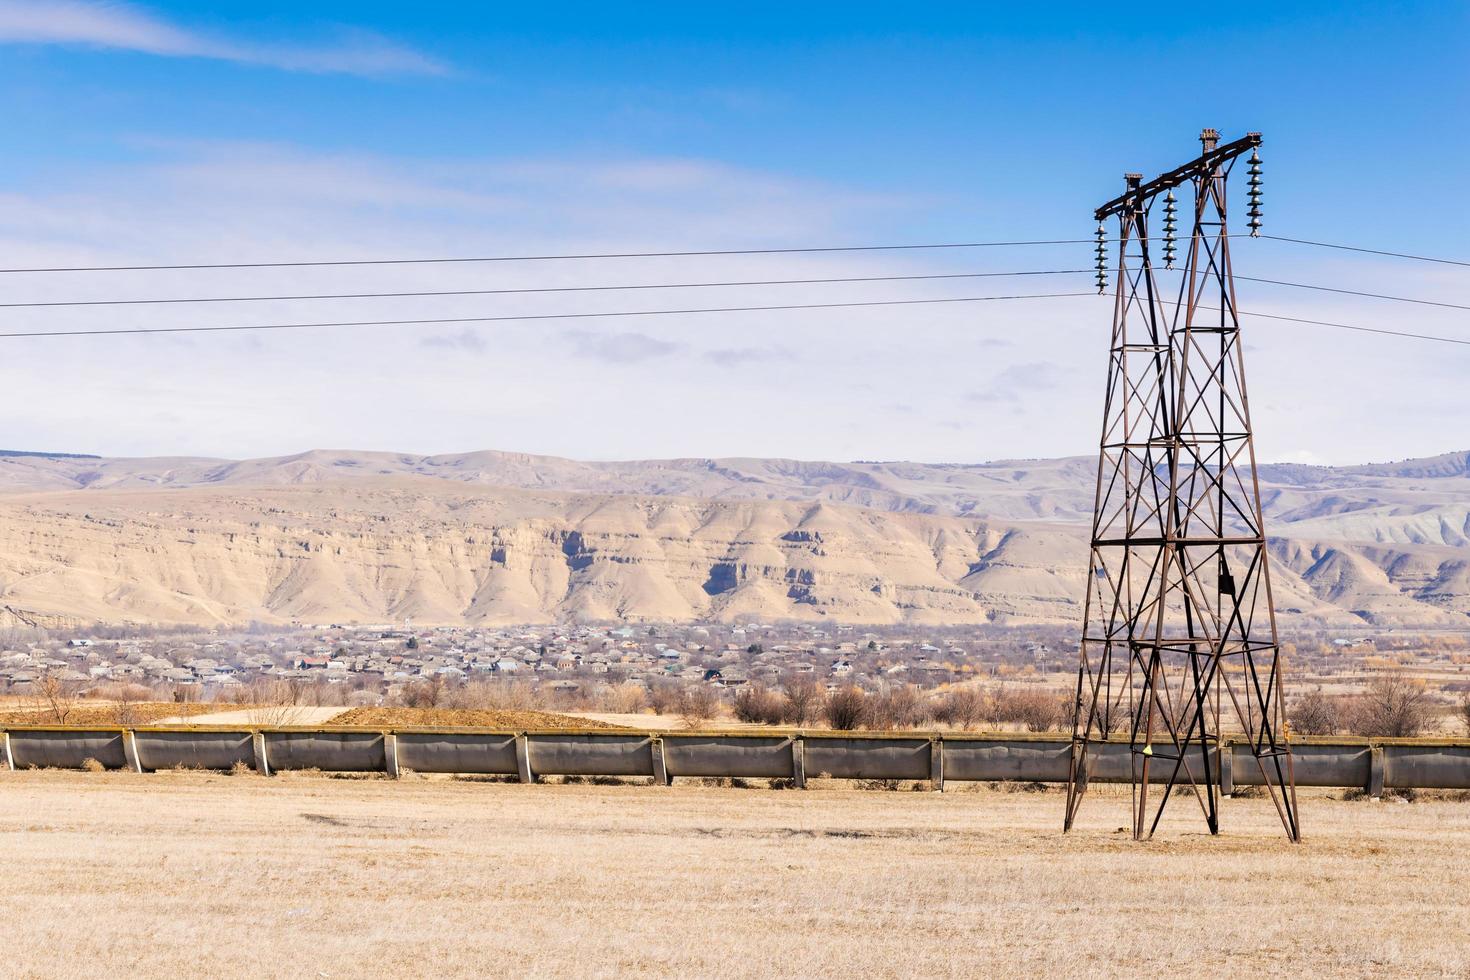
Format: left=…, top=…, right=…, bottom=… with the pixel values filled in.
left=1, top=448, right=1468, bottom=628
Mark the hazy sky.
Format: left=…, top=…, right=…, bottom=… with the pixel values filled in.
left=0, top=1, right=1466, bottom=464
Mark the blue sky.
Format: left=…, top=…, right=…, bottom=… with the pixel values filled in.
left=0, top=1, right=1466, bottom=462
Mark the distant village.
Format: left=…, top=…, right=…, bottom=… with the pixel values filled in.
left=0, top=621, right=1091, bottom=707
left=1, top=618, right=1467, bottom=710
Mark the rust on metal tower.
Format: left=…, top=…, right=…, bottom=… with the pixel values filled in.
left=1065, top=129, right=1300, bottom=842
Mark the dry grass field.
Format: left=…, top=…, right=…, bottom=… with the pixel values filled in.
left=2, top=772, right=1467, bottom=978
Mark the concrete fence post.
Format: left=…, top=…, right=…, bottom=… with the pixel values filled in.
left=1219, top=741, right=1234, bottom=798
left=791, top=736, right=806, bottom=789
left=252, top=732, right=271, bottom=776
left=650, top=737, right=669, bottom=786
left=121, top=730, right=144, bottom=773
left=931, top=738, right=945, bottom=792
left=1, top=732, right=12, bottom=771
left=515, top=734, right=534, bottom=783
left=1369, top=745, right=1386, bottom=799
left=383, top=733, right=400, bottom=779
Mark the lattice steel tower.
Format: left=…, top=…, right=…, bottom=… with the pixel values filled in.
left=1064, top=129, right=1299, bottom=841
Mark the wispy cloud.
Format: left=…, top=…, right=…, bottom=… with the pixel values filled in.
left=703, top=346, right=786, bottom=367
left=563, top=330, right=683, bottom=364
left=0, top=1, right=445, bottom=76
left=967, top=361, right=1064, bottom=405
left=421, top=328, right=486, bottom=353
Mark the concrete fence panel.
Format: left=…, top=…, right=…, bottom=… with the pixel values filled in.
left=134, top=730, right=255, bottom=771
left=1384, top=744, right=1470, bottom=790
left=662, top=735, right=796, bottom=779
left=6, top=727, right=1470, bottom=790
left=525, top=734, right=655, bottom=777
left=264, top=731, right=386, bottom=772
left=1233, top=742, right=1370, bottom=788
left=7, top=730, right=129, bottom=770
left=394, top=732, right=520, bottom=775
left=944, top=738, right=1072, bottom=783
left=803, top=736, right=932, bottom=780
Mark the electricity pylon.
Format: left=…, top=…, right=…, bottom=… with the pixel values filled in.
left=1064, top=129, right=1299, bottom=841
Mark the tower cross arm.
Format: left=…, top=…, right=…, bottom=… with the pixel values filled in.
left=1093, top=132, right=1261, bottom=221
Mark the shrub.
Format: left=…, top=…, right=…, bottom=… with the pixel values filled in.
left=1288, top=689, right=1339, bottom=735
left=1343, top=672, right=1434, bottom=737
left=676, top=684, right=720, bottom=729
left=991, top=686, right=1070, bottom=732
left=934, top=687, right=985, bottom=730
left=600, top=682, right=648, bottom=715
left=732, top=685, right=786, bottom=725
left=868, top=685, right=927, bottom=730
left=80, top=757, right=105, bottom=773
left=646, top=682, right=681, bottom=716
left=824, top=686, right=868, bottom=731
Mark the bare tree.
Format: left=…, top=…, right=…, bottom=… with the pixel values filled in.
left=599, top=682, right=647, bottom=715
left=1288, top=689, right=1339, bottom=736
left=30, top=670, right=79, bottom=724
left=780, top=675, right=822, bottom=726
left=937, top=687, right=986, bottom=731
left=1458, top=692, right=1470, bottom=736
left=677, top=684, right=720, bottom=729
left=647, top=682, right=681, bottom=716
left=732, top=684, right=785, bottom=725
left=107, top=683, right=153, bottom=727
left=868, top=685, right=925, bottom=730
left=824, top=686, right=868, bottom=731
left=990, top=686, right=1070, bottom=733
left=1344, top=672, right=1433, bottom=738
left=246, top=678, right=311, bottom=727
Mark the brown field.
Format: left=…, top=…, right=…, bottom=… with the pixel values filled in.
left=1, top=772, right=1467, bottom=978
left=0, top=700, right=223, bottom=726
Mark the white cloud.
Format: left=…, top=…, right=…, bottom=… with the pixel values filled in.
left=0, top=1, right=445, bottom=75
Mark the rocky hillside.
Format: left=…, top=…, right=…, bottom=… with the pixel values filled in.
left=0, top=448, right=1466, bottom=628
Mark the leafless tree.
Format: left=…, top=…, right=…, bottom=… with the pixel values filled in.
left=1288, top=689, right=1339, bottom=736
left=781, top=675, right=822, bottom=726
left=824, top=686, right=868, bottom=731
left=1344, top=672, right=1434, bottom=738
left=936, top=687, right=986, bottom=731
left=677, top=684, right=720, bottom=729
left=30, top=670, right=79, bottom=724
left=732, top=684, right=785, bottom=725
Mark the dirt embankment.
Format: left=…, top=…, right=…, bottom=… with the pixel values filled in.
left=328, top=706, right=627, bottom=730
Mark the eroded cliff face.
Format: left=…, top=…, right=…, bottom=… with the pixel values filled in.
left=1, top=471, right=1468, bottom=628
left=0, top=483, right=1091, bottom=626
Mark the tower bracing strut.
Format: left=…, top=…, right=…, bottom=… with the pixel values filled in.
left=1065, top=129, right=1299, bottom=842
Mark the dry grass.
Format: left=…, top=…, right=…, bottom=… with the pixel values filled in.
left=327, top=706, right=627, bottom=730
left=0, top=773, right=1466, bottom=978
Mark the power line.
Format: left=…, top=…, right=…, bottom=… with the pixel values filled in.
left=0, top=239, right=1105, bottom=275
left=6, top=267, right=1457, bottom=314
left=0, top=290, right=1097, bottom=339
left=1262, top=235, right=1470, bottom=269
left=0, top=287, right=1464, bottom=348
left=0, top=269, right=1089, bottom=309
left=1176, top=272, right=1470, bottom=312
left=1234, top=309, right=1470, bottom=347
